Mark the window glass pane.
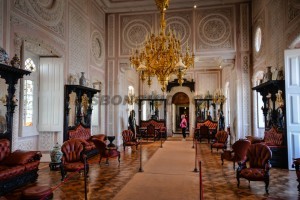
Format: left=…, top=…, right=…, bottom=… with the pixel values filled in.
left=23, top=80, right=34, bottom=126
left=257, top=93, right=264, bottom=128
left=25, top=58, right=36, bottom=71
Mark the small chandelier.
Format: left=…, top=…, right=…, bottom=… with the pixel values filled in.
left=130, top=0, right=195, bottom=92
left=212, top=89, right=226, bottom=105
left=126, top=94, right=138, bottom=105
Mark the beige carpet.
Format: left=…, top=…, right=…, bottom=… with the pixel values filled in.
left=113, top=140, right=199, bottom=200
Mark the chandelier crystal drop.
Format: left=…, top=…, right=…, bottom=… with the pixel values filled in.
left=130, top=0, right=195, bottom=92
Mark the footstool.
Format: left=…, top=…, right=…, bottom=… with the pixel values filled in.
left=22, top=186, right=53, bottom=200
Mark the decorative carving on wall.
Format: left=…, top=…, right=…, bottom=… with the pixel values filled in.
left=120, top=14, right=153, bottom=56
left=242, top=54, right=251, bottom=136
left=91, top=3, right=105, bottom=29
left=287, top=24, right=300, bottom=48
left=108, top=15, right=115, bottom=57
left=0, top=0, right=3, bottom=45
left=14, top=33, right=63, bottom=57
left=72, top=0, right=88, bottom=14
left=196, top=7, right=234, bottom=51
left=166, top=12, right=192, bottom=48
left=267, top=0, right=285, bottom=67
left=253, top=11, right=265, bottom=62
left=69, top=6, right=89, bottom=75
left=240, top=4, right=249, bottom=51
left=288, top=0, right=300, bottom=23
left=91, top=31, right=104, bottom=67
left=242, top=55, right=249, bottom=74
left=14, top=0, right=65, bottom=37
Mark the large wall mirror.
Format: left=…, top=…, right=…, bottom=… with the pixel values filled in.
left=140, top=99, right=166, bottom=121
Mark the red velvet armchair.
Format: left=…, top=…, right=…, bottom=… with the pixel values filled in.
left=211, top=130, right=228, bottom=152
left=122, top=130, right=139, bottom=151
left=237, top=143, right=272, bottom=194
left=92, top=138, right=120, bottom=166
left=60, top=139, right=88, bottom=181
left=221, top=139, right=251, bottom=169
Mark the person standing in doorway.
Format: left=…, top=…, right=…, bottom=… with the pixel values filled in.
left=180, top=114, right=187, bottom=141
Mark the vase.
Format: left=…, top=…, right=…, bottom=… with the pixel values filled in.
left=50, top=143, right=63, bottom=163
left=79, top=72, right=86, bottom=86
left=0, top=46, right=9, bottom=64
left=265, top=66, right=272, bottom=82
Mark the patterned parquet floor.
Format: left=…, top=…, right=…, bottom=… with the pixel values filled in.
left=2, top=136, right=300, bottom=200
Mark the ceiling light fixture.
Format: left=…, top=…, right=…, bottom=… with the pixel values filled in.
left=130, top=0, right=195, bottom=92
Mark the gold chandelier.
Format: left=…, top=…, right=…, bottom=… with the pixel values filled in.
left=129, top=0, right=195, bottom=92
left=212, top=89, right=226, bottom=105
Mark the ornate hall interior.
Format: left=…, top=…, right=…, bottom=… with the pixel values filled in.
left=0, top=0, right=300, bottom=199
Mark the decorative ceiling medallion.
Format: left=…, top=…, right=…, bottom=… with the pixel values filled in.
left=91, top=31, right=104, bottom=66
left=166, top=16, right=190, bottom=46
left=198, top=14, right=231, bottom=46
left=122, top=19, right=152, bottom=49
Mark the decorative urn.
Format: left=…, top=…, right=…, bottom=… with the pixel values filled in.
left=50, top=142, right=63, bottom=163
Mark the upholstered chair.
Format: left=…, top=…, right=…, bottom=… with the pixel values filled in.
left=198, top=125, right=210, bottom=143
left=60, top=139, right=88, bottom=181
left=146, top=124, right=157, bottom=141
left=122, top=130, right=139, bottom=151
left=292, top=158, right=300, bottom=191
left=237, top=143, right=272, bottom=194
left=221, top=139, right=251, bottom=169
left=211, top=130, right=228, bottom=152
left=92, top=138, right=120, bottom=166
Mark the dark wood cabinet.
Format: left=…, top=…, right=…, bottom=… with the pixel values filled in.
left=63, top=85, right=100, bottom=142
left=0, top=63, right=31, bottom=148
left=252, top=80, right=287, bottom=168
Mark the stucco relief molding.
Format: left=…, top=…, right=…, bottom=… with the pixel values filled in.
left=166, top=16, right=191, bottom=47
left=108, top=15, right=115, bottom=58
left=14, top=33, right=64, bottom=57
left=286, top=20, right=300, bottom=48
left=240, top=4, right=249, bottom=51
left=196, top=6, right=234, bottom=51
left=14, top=0, right=65, bottom=37
left=121, top=19, right=152, bottom=55
left=253, top=10, right=265, bottom=62
left=91, top=30, right=105, bottom=67
left=288, top=0, right=300, bottom=23
left=242, top=54, right=249, bottom=74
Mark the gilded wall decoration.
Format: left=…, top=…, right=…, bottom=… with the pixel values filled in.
left=69, top=6, right=89, bottom=74
left=288, top=0, right=300, bottom=23
left=196, top=6, right=234, bottom=51
left=120, top=14, right=153, bottom=56
left=91, top=31, right=104, bottom=67
left=14, top=0, right=65, bottom=37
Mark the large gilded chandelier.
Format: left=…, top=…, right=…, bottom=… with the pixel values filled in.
left=129, top=0, right=195, bottom=92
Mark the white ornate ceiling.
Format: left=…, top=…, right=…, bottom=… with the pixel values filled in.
left=96, top=0, right=250, bottom=13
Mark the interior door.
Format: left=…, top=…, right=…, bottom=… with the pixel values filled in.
left=285, top=48, right=300, bottom=170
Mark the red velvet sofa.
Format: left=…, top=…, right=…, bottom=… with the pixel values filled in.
left=0, top=139, right=42, bottom=196
left=67, top=124, right=106, bottom=158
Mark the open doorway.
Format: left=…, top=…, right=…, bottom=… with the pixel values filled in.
left=172, top=92, right=189, bottom=134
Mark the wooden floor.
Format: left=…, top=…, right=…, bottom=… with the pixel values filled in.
left=2, top=137, right=300, bottom=200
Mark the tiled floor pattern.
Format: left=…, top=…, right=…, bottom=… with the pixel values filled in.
left=2, top=138, right=300, bottom=200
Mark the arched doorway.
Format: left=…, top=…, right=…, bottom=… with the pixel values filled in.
left=172, top=92, right=190, bottom=134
